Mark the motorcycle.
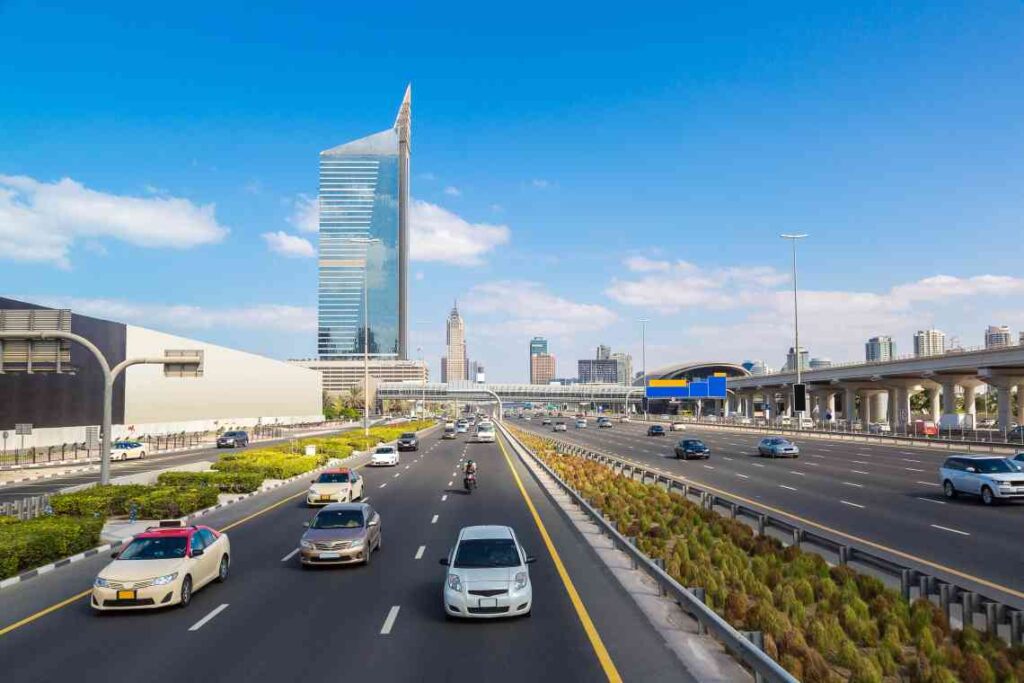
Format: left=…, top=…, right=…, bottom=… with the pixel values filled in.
left=463, top=472, right=477, bottom=494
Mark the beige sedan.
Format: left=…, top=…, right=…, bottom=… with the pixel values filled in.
left=92, top=522, right=230, bottom=611
left=299, top=502, right=381, bottom=567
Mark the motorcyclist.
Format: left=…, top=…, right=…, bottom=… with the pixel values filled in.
left=464, top=459, right=477, bottom=475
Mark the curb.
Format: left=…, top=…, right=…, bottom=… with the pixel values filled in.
left=0, top=422, right=436, bottom=593
left=0, top=465, right=100, bottom=487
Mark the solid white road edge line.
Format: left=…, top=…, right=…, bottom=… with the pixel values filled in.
left=189, top=603, right=229, bottom=632
left=380, top=605, right=401, bottom=635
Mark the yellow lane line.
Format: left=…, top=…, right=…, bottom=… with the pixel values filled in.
left=564, top=438, right=1024, bottom=602
left=497, top=433, right=623, bottom=683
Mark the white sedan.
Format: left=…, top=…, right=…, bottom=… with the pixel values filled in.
left=370, top=445, right=400, bottom=467
left=441, top=525, right=534, bottom=619
left=110, top=440, right=146, bottom=461
left=670, top=423, right=687, bottom=432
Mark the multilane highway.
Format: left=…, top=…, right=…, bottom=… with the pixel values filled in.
left=0, top=426, right=693, bottom=683
left=516, top=418, right=1024, bottom=605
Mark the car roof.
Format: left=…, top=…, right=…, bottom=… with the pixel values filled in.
left=459, top=525, right=514, bottom=541
left=320, top=502, right=369, bottom=512
left=321, top=467, right=352, bottom=474
left=134, top=524, right=208, bottom=540
left=949, top=454, right=1005, bottom=461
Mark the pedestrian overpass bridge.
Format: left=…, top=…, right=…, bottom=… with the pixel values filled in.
left=376, top=382, right=644, bottom=412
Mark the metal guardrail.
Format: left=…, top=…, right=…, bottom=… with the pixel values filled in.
left=511, top=426, right=1024, bottom=647
left=499, top=422, right=797, bottom=683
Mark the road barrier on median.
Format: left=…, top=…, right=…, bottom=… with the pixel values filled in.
left=498, top=422, right=798, bottom=683
left=516, top=426, right=1024, bottom=647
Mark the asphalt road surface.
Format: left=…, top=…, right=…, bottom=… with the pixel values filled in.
left=516, top=418, right=1024, bottom=606
left=0, top=428, right=350, bottom=503
left=0, top=427, right=693, bottom=683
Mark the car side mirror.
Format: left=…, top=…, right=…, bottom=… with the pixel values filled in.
left=311, top=480, right=316, bottom=484
left=525, top=556, right=537, bottom=564
left=302, top=522, right=310, bottom=528
left=439, top=558, right=449, bottom=566
left=110, top=551, right=119, bottom=559
left=192, top=548, right=205, bottom=557
left=368, top=518, right=379, bottom=527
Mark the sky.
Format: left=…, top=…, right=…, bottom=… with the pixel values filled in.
left=2, top=1, right=1024, bottom=381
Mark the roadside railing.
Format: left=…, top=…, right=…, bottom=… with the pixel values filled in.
left=515, top=426, right=1024, bottom=646
left=499, top=422, right=798, bottom=683
left=0, top=494, right=51, bottom=520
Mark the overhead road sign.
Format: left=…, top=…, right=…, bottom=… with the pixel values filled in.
left=646, top=373, right=728, bottom=399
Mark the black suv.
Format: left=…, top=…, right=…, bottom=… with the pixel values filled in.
left=674, top=439, right=710, bottom=460
left=397, top=432, right=419, bottom=451
left=647, top=425, right=666, bottom=436
left=217, top=430, right=249, bottom=448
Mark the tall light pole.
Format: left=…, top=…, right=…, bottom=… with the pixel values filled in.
left=780, top=233, right=808, bottom=422
left=342, top=236, right=381, bottom=437
left=417, top=345, right=425, bottom=418
left=639, top=317, right=649, bottom=421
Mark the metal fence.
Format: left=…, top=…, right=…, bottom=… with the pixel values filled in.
left=499, top=422, right=797, bottom=683
left=0, top=494, right=51, bottom=520
left=514, top=427, right=1024, bottom=647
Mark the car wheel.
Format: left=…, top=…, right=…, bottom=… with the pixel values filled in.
left=943, top=480, right=957, bottom=499
left=363, top=545, right=372, bottom=566
left=140, top=451, right=146, bottom=459
left=981, top=486, right=996, bottom=506
left=216, top=555, right=229, bottom=583
left=376, top=532, right=382, bottom=552
left=178, top=576, right=193, bottom=607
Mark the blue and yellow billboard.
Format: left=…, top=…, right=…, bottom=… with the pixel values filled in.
left=645, top=373, right=727, bottom=399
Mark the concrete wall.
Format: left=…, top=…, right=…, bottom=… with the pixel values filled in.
left=122, top=325, right=323, bottom=430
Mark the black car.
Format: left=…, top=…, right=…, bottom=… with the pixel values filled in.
left=217, top=430, right=249, bottom=448
left=674, top=439, right=710, bottom=460
left=396, top=432, right=419, bottom=451
left=647, top=425, right=665, bottom=436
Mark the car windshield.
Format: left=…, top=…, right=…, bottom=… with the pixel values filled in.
left=225, top=432, right=244, bottom=437
left=682, top=440, right=704, bottom=448
left=119, top=536, right=187, bottom=560
left=972, top=459, right=1022, bottom=474
left=375, top=447, right=395, bottom=454
left=454, top=538, right=521, bottom=568
left=317, top=472, right=350, bottom=483
left=311, top=510, right=364, bottom=529
left=400, top=433, right=415, bottom=439
left=113, top=441, right=136, bottom=448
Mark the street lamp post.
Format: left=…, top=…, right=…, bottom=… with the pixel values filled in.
left=639, top=318, right=649, bottom=421
left=0, top=330, right=200, bottom=484
left=780, top=233, right=808, bottom=424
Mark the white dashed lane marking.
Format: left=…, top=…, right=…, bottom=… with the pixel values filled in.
left=415, top=546, right=425, bottom=560
left=380, top=606, right=401, bottom=635
left=281, top=548, right=300, bottom=562
left=431, top=514, right=439, bottom=524
left=840, top=500, right=865, bottom=509
left=189, top=604, right=229, bottom=632
left=931, top=524, right=969, bottom=536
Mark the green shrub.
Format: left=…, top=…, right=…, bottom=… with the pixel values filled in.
left=0, top=515, right=104, bottom=579
left=50, top=484, right=218, bottom=518
left=157, top=470, right=265, bottom=493
left=50, top=485, right=151, bottom=517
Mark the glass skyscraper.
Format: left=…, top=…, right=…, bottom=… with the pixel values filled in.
left=318, top=86, right=410, bottom=360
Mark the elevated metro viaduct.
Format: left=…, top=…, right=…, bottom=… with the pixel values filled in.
left=727, top=345, right=1024, bottom=431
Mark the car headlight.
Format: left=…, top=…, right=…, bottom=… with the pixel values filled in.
left=95, top=576, right=111, bottom=588
left=514, top=571, right=528, bottom=591
left=349, top=538, right=365, bottom=548
left=152, top=572, right=178, bottom=586
left=447, top=573, right=463, bottom=592
left=300, top=540, right=315, bottom=549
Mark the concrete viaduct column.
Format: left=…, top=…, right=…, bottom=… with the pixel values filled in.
left=1018, top=384, right=1024, bottom=428
left=844, top=386, right=858, bottom=423
left=978, top=370, right=1024, bottom=432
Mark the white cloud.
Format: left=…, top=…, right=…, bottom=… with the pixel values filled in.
left=443, top=185, right=461, bottom=197
left=463, top=280, right=617, bottom=338
left=0, top=174, right=228, bottom=268
left=262, top=231, right=315, bottom=258
left=24, top=296, right=316, bottom=333
left=410, top=199, right=509, bottom=266
left=530, top=179, right=551, bottom=189
left=288, top=193, right=319, bottom=233
left=624, top=256, right=671, bottom=272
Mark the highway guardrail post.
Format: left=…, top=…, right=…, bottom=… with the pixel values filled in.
left=939, top=583, right=953, bottom=619
left=837, top=545, right=850, bottom=565
left=962, top=592, right=978, bottom=630
left=652, top=558, right=668, bottom=595
left=743, top=632, right=766, bottom=683
left=1011, top=611, right=1023, bottom=645
left=900, top=569, right=913, bottom=601
left=985, top=602, right=999, bottom=636
left=791, top=528, right=802, bottom=549
left=756, top=514, right=766, bottom=537
left=688, top=587, right=708, bottom=634
left=626, top=537, right=638, bottom=569
left=729, top=502, right=738, bottom=520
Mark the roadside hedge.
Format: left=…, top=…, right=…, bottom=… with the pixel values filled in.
left=0, top=515, right=104, bottom=579
left=156, top=470, right=265, bottom=493
left=511, top=427, right=1024, bottom=683
left=49, top=484, right=219, bottom=519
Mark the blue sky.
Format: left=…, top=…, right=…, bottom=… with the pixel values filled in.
left=2, top=1, right=1024, bottom=381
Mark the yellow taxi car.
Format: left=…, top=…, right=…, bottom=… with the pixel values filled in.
left=306, top=468, right=364, bottom=506
left=92, top=521, right=230, bottom=611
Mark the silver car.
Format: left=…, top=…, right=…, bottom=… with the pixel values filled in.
left=940, top=455, right=1024, bottom=505
left=757, top=437, right=799, bottom=458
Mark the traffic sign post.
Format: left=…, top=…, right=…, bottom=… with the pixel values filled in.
left=15, top=423, right=32, bottom=453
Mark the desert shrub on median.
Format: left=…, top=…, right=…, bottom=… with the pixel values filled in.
left=49, top=484, right=219, bottom=519
left=157, top=470, right=266, bottom=493
left=0, top=515, right=105, bottom=579
left=510, top=427, right=1024, bottom=683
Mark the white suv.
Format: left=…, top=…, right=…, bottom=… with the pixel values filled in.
left=940, top=455, right=1024, bottom=505
left=441, top=525, right=534, bottom=619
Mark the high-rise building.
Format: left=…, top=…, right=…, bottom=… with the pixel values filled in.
left=913, top=329, right=946, bottom=358
left=1019, top=331, right=1024, bottom=346
left=578, top=359, right=618, bottom=384
left=741, top=360, right=767, bottom=376
left=596, top=344, right=611, bottom=361
left=809, top=357, right=832, bottom=370
left=610, top=352, right=633, bottom=385
left=530, top=353, right=556, bottom=384
left=783, top=347, right=809, bottom=372
left=442, top=302, right=467, bottom=382
left=530, top=336, right=548, bottom=356
left=985, top=325, right=1013, bottom=349
left=318, top=86, right=411, bottom=361
left=865, top=336, right=896, bottom=362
